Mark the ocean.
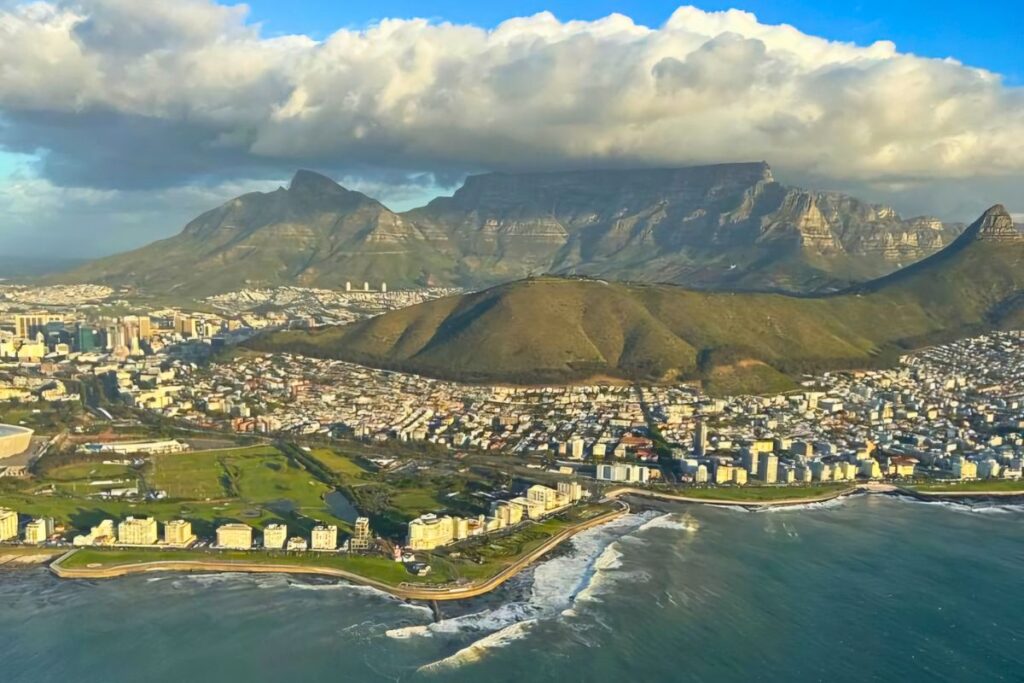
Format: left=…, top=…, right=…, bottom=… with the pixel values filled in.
left=1, top=494, right=1021, bottom=682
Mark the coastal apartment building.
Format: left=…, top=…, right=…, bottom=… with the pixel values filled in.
left=117, top=517, right=158, bottom=545
left=73, top=520, right=116, bottom=547
left=311, top=524, right=338, bottom=551
left=407, top=514, right=455, bottom=551
left=263, top=523, right=287, bottom=550
left=23, top=518, right=53, bottom=544
left=349, top=517, right=371, bottom=551
left=0, top=507, right=17, bottom=541
left=216, top=523, right=253, bottom=550
left=407, top=483, right=579, bottom=551
left=163, top=520, right=196, bottom=547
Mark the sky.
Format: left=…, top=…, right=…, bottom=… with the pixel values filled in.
left=1, top=0, right=1023, bottom=258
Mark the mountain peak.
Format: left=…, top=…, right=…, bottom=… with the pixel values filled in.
left=974, top=204, right=1020, bottom=241
left=289, top=169, right=344, bottom=194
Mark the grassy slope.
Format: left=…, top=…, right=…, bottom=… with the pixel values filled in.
left=248, top=220, right=1024, bottom=392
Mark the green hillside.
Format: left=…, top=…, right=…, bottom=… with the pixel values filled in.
left=247, top=206, right=1023, bottom=392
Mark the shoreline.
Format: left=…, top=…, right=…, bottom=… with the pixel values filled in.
left=48, top=501, right=629, bottom=602
left=607, top=483, right=1024, bottom=509
left=604, top=484, right=864, bottom=508
left=34, top=483, right=1024, bottom=600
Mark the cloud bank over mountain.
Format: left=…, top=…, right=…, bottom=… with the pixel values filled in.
left=1, top=0, right=1022, bottom=255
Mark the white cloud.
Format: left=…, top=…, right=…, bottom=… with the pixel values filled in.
left=0, top=0, right=1022, bottom=255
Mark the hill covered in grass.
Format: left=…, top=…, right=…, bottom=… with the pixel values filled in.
left=248, top=205, right=1023, bottom=392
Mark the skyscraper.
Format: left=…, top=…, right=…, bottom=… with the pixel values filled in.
left=693, top=419, right=708, bottom=456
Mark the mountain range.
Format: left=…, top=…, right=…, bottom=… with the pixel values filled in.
left=58, top=163, right=962, bottom=295
left=247, top=205, right=1024, bottom=394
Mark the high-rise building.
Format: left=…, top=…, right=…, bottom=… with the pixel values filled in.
left=117, top=517, right=158, bottom=545
left=0, top=507, right=17, bottom=541
left=406, top=514, right=456, bottom=550
left=163, top=520, right=196, bottom=547
left=527, top=484, right=560, bottom=510
left=263, top=523, right=288, bottom=550
left=73, top=520, right=116, bottom=546
left=349, top=517, right=371, bottom=551
left=758, top=454, right=779, bottom=483
left=23, top=517, right=53, bottom=544
left=311, top=524, right=339, bottom=551
left=216, top=523, right=253, bottom=550
left=742, top=449, right=760, bottom=478
left=15, top=313, right=63, bottom=340
left=557, top=481, right=583, bottom=503
left=693, top=420, right=708, bottom=456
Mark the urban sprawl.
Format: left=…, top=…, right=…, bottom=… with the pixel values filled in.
left=2, top=283, right=1024, bottom=559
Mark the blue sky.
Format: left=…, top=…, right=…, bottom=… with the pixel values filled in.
left=1, top=0, right=1023, bottom=258
left=247, top=0, right=1022, bottom=84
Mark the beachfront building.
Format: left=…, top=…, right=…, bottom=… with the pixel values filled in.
left=491, top=500, right=524, bottom=527
left=0, top=507, right=17, bottom=541
left=558, top=481, right=584, bottom=504
left=117, top=517, right=158, bottom=545
left=216, top=523, right=253, bottom=550
left=164, top=520, right=196, bottom=547
left=408, top=483, right=576, bottom=551
left=953, top=458, right=978, bottom=480
left=23, top=518, right=53, bottom=544
left=407, top=514, right=455, bottom=551
left=73, top=520, right=116, bottom=546
left=349, top=517, right=371, bottom=551
left=286, top=537, right=308, bottom=551
left=311, top=524, right=338, bottom=551
left=262, top=523, right=287, bottom=550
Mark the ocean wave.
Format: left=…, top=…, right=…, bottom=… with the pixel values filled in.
left=416, top=620, right=537, bottom=674
left=385, top=623, right=433, bottom=639
left=892, top=495, right=1024, bottom=515
left=755, top=496, right=851, bottom=513
left=389, top=510, right=658, bottom=667
left=636, top=512, right=701, bottom=533
left=571, top=543, right=624, bottom=606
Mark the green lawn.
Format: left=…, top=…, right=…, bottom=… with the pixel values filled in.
left=59, top=547, right=451, bottom=586
left=46, top=462, right=137, bottom=482
left=307, top=448, right=372, bottom=480
left=0, top=444, right=349, bottom=540
left=910, top=479, right=1024, bottom=493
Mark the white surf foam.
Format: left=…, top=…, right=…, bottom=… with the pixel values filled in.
left=892, top=494, right=1024, bottom=515
left=416, top=619, right=537, bottom=673
left=389, top=510, right=658, bottom=668
left=636, top=512, right=701, bottom=533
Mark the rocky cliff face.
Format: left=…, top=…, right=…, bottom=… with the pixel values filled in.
left=59, top=164, right=969, bottom=295
left=405, top=163, right=962, bottom=290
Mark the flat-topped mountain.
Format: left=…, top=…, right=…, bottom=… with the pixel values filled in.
left=248, top=206, right=1022, bottom=394
left=58, top=164, right=961, bottom=295
left=408, top=163, right=961, bottom=291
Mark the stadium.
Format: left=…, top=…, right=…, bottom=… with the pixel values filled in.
left=0, top=424, right=33, bottom=459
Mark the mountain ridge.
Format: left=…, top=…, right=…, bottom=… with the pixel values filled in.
left=247, top=205, right=1023, bottom=394
left=56, top=164, right=963, bottom=295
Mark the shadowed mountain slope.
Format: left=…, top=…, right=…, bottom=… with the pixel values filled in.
left=248, top=206, right=1022, bottom=392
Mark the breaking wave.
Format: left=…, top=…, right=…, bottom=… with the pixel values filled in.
left=416, top=620, right=538, bottom=673
left=402, top=511, right=659, bottom=669
left=891, top=495, right=1024, bottom=515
